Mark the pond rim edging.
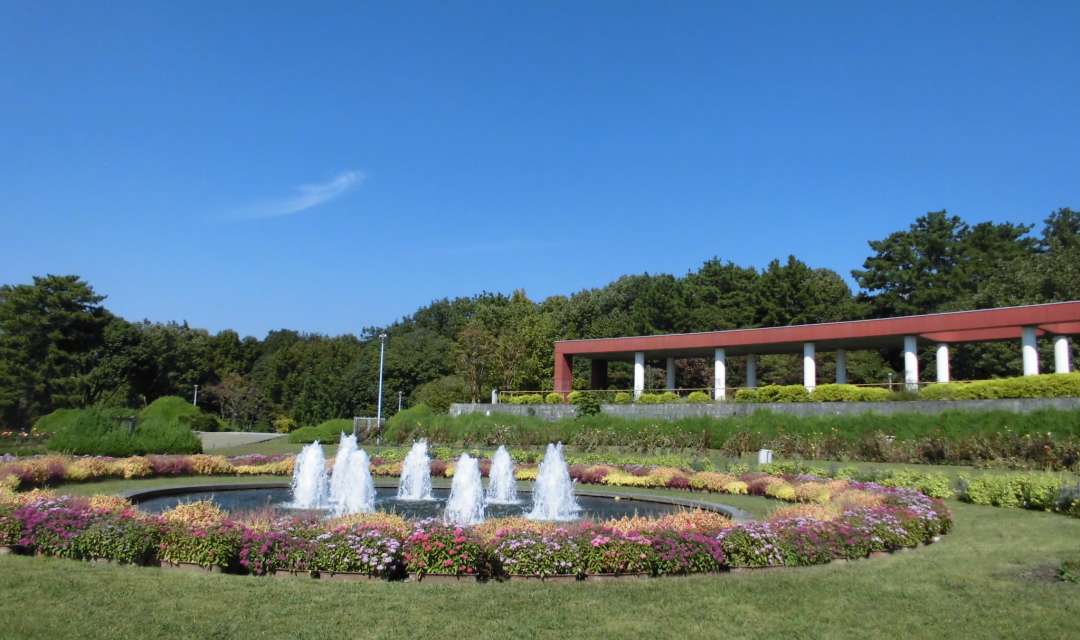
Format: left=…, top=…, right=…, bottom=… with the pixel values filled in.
left=120, top=479, right=755, bottom=522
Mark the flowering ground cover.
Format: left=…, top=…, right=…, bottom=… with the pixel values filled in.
left=0, top=468, right=952, bottom=580
left=0, top=496, right=1076, bottom=640
left=3, top=450, right=1077, bottom=519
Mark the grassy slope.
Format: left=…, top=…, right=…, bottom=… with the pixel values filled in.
left=0, top=500, right=1077, bottom=639
left=209, top=439, right=1080, bottom=485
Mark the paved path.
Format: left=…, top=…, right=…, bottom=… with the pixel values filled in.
left=198, top=431, right=287, bottom=451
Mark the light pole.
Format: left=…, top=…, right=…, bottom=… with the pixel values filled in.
left=376, top=333, right=387, bottom=447
left=193, top=384, right=199, bottom=406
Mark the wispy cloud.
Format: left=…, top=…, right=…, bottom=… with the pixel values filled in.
left=238, top=170, right=365, bottom=219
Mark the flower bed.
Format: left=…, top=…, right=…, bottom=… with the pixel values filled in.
left=0, top=470, right=954, bottom=582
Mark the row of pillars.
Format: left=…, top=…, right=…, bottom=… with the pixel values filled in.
left=628, top=330, right=1073, bottom=400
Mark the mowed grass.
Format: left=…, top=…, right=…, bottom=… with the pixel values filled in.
left=1, top=495, right=1078, bottom=639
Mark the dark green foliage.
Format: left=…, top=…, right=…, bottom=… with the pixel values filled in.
left=44, top=401, right=202, bottom=456
left=0, top=275, right=109, bottom=429
left=571, top=392, right=601, bottom=417
left=410, top=375, right=467, bottom=413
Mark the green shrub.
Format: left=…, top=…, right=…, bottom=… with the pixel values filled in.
left=1017, top=475, right=1064, bottom=511
left=810, top=384, right=863, bottom=402
left=1061, top=558, right=1080, bottom=583
left=880, top=470, right=954, bottom=499
left=287, top=426, right=321, bottom=444
left=140, top=396, right=202, bottom=424
left=734, top=388, right=759, bottom=403
left=755, top=385, right=811, bottom=403
left=856, top=387, right=893, bottom=402
left=544, top=392, right=564, bottom=405
left=959, top=475, right=1023, bottom=508
left=637, top=391, right=679, bottom=404
left=46, top=404, right=202, bottom=456
left=920, top=372, right=1080, bottom=401
left=180, top=413, right=222, bottom=432
left=288, top=418, right=354, bottom=443
left=508, top=394, right=543, bottom=405
left=686, top=391, right=712, bottom=403
left=33, top=408, right=83, bottom=435
left=613, top=392, right=632, bottom=404
left=410, top=375, right=468, bottom=413
left=273, top=416, right=297, bottom=434
left=571, top=392, right=601, bottom=417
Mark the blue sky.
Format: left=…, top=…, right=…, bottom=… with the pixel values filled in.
left=2, top=1, right=1077, bottom=338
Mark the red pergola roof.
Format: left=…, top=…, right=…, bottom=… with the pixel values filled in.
left=555, top=301, right=1080, bottom=362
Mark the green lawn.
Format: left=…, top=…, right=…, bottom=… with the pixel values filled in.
left=1, top=496, right=1077, bottom=639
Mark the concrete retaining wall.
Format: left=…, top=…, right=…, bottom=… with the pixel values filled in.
left=449, top=397, right=1080, bottom=421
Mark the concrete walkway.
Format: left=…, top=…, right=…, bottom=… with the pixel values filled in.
left=198, top=431, right=287, bottom=451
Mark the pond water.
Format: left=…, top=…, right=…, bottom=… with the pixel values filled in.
left=134, top=486, right=686, bottom=521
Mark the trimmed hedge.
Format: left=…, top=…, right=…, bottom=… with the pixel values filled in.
left=919, top=372, right=1080, bottom=400
left=687, top=391, right=712, bottom=403
left=738, top=384, right=891, bottom=403
left=638, top=392, right=679, bottom=404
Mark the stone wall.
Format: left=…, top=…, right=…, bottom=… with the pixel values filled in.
left=449, top=397, right=1080, bottom=421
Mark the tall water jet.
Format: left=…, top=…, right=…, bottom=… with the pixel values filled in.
left=397, top=440, right=434, bottom=501
left=485, top=445, right=519, bottom=505
left=328, top=433, right=359, bottom=510
left=527, top=442, right=580, bottom=521
left=331, top=448, right=376, bottom=516
left=444, top=453, right=485, bottom=525
left=290, top=442, right=329, bottom=509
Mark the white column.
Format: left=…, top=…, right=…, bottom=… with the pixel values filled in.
left=665, top=357, right=676, bottom=390
left=1054, top=336, right=1072, bottom=374
left=633, top=352, right=645, bottom=399
left=903, top=336, right=919, bottom=391
left=713, top=348, right=727, bottom=401
left=803, top=342, right=816, bottom=391
left=745, top=354, right=757, bottom=388
left=835, top=349, right=847, bottom=384
left=935, top=343, right=950, bottom=383
left=1021, top=327, right=1039, bottom=376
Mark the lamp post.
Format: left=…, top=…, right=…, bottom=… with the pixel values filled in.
left=193, top=384, right=199, bottom=406
left=376, top=333, right=387, bottom=447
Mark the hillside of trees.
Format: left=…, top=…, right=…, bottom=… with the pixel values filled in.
left=1, top=209, right=1077, bottom=431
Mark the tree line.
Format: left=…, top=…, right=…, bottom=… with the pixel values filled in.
left=1, top=208, right=1077, bottom=430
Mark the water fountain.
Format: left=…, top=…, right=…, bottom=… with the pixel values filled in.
left=397, top=440, right=434, bottom=501
left=290, top=441, right=329, bottom=509
left=527, top=442, right=580, bottom=521
left=444, top=453, right=485, bottom=525
left=331, top=448, right=376, bottom=516
left=328, top=433, right=359, bottom=509
left=485, top=445, right=519, bottom=505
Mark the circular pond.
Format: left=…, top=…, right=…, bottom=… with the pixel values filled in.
left=132, top=486, right=689, bottom=521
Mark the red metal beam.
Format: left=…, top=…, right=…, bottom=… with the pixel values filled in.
left=554, top=301, right=1080, bottom=358
left=1040, top=321, right=1080, bottom=335
left=919, top=327, right=1039, bottom=343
